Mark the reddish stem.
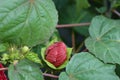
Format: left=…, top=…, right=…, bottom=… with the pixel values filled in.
left=82, top=49, right=88, bottom=52
left=0, top=68, right=59, bottom=78
left=72, top=31, right=75, bottom=52
left=43, top=73, right=59, bottom=78
left=112, top=10, right=120, bottom=17
left=56, top=22, right=90, bottom=28
left=0, top=68, right=8, bottom=71
left=75, top=42, right=84, bottom=53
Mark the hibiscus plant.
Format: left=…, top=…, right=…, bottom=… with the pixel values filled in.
left=0, top=0, right=120, bottom=80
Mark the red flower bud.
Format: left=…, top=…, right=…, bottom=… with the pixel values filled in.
left=45, top=42, right=67, bottom=67
left=0, top=63, right=7, bottom=80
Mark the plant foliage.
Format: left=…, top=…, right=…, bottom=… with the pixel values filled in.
left=0, top=0, right=58, bottom=46
left=0, top=0, right=120, bottom=80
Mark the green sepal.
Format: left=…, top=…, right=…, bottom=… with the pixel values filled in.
left=41, top=47, right=72, bottom=70
left=25, top=52, right=42, bottom=65
left=46, top=38, right=58, bottom=47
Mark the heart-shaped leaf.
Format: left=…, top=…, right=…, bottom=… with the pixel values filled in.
left=8, top=59, right=44, bottom=80
left=85, top=16, right=120, bottom=64
left=59, top=52, right=119, bottom=80
left=0, top=0, right=58, bottom=46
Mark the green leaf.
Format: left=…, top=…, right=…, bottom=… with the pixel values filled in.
left=76, top=0, right=90, bottom=11
left=59, top=72, right=69, bottom=80
left=96, top=7, right=107, bottom=14
left=8, top=59, right=44, bottom=80
left=85, top=16, right=120, bottom=64
left=0, top=43, right=8, bottom=52
left=59, top=52, right=119, bottom=80
left=110, top=0, right=120, bottom=8
left=0, top=0, right=58, bottom=47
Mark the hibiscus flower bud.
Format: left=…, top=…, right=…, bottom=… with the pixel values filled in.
left=45, top=42, right=67, bottom=67
left=0, top=63, right=7, bottom=80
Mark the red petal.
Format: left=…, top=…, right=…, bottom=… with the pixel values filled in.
left=46, top=49, right=57, bottom=63
left=0, top=63, right=7, bottom=80
left=45, top=42, right=67, bottom=67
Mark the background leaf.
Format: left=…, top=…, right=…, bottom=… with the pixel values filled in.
left=76, top=0, right=90, bottom=11
left=85, top=16, right=120, bottom=64
left=73, top=9, right=96, bottom=36
left=8, top=59, right=44, bottom=80
left=53, top=0, right=68, bottom=10
left=59, top=4, right=96, bottom=36
left=110, top=0, right=120, bottom=8
left=0, top=0, right=58, bottom=47
left=59, top=52, right=119, bottom=80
